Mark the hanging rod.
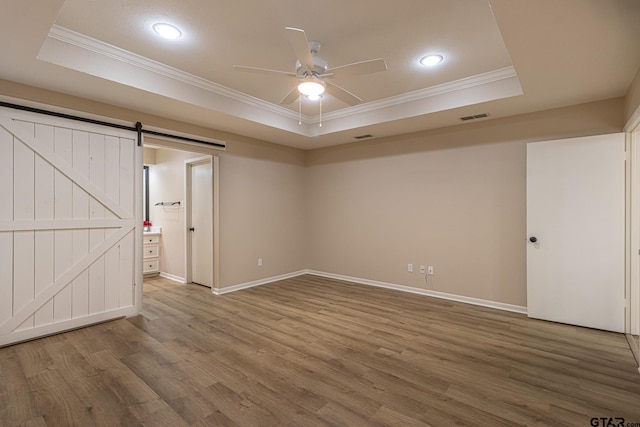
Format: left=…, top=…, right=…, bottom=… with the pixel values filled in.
left=0, top=100, right=138, bottom=134
left=155, top=201, right=181, bottom=206
left=0, top=100, right=226, bottom=149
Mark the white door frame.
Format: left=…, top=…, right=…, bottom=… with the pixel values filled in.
left=184, top=155, right=219, bottom=291
left=625, top=106, right=640, bottom=367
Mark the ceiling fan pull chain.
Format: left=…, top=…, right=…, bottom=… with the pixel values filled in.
left=319, top=97, right=322, bottom=127
left=299, top=95, right=302, bottom=125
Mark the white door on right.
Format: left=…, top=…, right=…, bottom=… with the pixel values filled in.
left=527, top=133, right=625, bottom=332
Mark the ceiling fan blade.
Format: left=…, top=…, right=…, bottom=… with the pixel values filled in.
left=325, top=82, right=363, bottom=106
left=327, top=58, right=388, bottom=78
left=280, top=86, right=300, bottom=105
left=285, top=27, right=314, bottom=68
left=233, top=65, right=297, bottom=77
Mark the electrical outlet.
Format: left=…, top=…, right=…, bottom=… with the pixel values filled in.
left=407, top=263, right=413, bottom=273
left=258, top=258, right=263, bottom=267
left=427, top=266, right=434, bottom=275
left=419, top=265, right=426, bottom=274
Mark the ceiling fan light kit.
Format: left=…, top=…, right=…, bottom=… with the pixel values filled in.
left=233, top=26, right=388, bottom=119
left=298, top=77, right=326, bottom=96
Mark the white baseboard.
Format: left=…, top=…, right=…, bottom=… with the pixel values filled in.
left=159, top=272, right=186, bottom=284
left=213, top=270, right=307, bottom=295
left=211, top=268, right=527, bottom=315
left=306, top=270, right=528, bottom=315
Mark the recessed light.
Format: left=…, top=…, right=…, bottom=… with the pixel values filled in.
left=420, top=54, right=444, bottom=67
left=153, top=23, right=182, bottom=40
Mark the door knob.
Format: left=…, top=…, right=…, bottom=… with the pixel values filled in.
left=189, top=227, right=195, bottom=231
left=529, top=236, right=537, bottom=243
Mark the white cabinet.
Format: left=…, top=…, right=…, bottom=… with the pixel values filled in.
left=143, top=233, right=161, bottom=276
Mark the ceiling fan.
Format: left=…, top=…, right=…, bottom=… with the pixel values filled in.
left=233, top=27, right=387, bottom=106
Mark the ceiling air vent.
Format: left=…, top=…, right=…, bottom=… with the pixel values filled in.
left=354, top=134, right=373, bottom=140
left=460, top=113, right=489, bottom=121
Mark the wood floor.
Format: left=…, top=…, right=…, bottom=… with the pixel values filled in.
left=1, top=274, right=640, bottom=426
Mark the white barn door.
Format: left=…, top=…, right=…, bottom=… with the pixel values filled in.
left=0, top=108, right=141, bottom=347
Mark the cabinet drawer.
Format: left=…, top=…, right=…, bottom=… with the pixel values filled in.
left=143, top=258, right=159, bottom=273
left=143, top=244, right=159, bottom=258
left=144, top=235, right=160, bottom=244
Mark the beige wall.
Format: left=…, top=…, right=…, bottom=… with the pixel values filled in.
left=0, top=79, right=307, bottom=289
left=305, top=98, right=624, bottom=306
left=143, top=147, right=157, bottom=165
left=625, top=67, right=640, bottom=126
left=0, top=79, right=627, bottom=305
left=148, top=143, right=307, bottom=288
left=216, top=137, right=307, bottom=287
left=145, top=136, right=307, bottom=289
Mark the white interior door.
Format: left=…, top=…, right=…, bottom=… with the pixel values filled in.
left=527, top=133, right=625, bottom=332
left=189, top=159, right=213, bottom=287
left=0, top=108, right=140, bottom=347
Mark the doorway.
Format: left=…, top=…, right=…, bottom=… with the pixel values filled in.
left=143, top=143, right=219, bottom=292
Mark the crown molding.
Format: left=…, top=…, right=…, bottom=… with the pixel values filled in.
left=319, top=66, right=518, bottom=122
left=46, top=25, right=304, bottom=122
